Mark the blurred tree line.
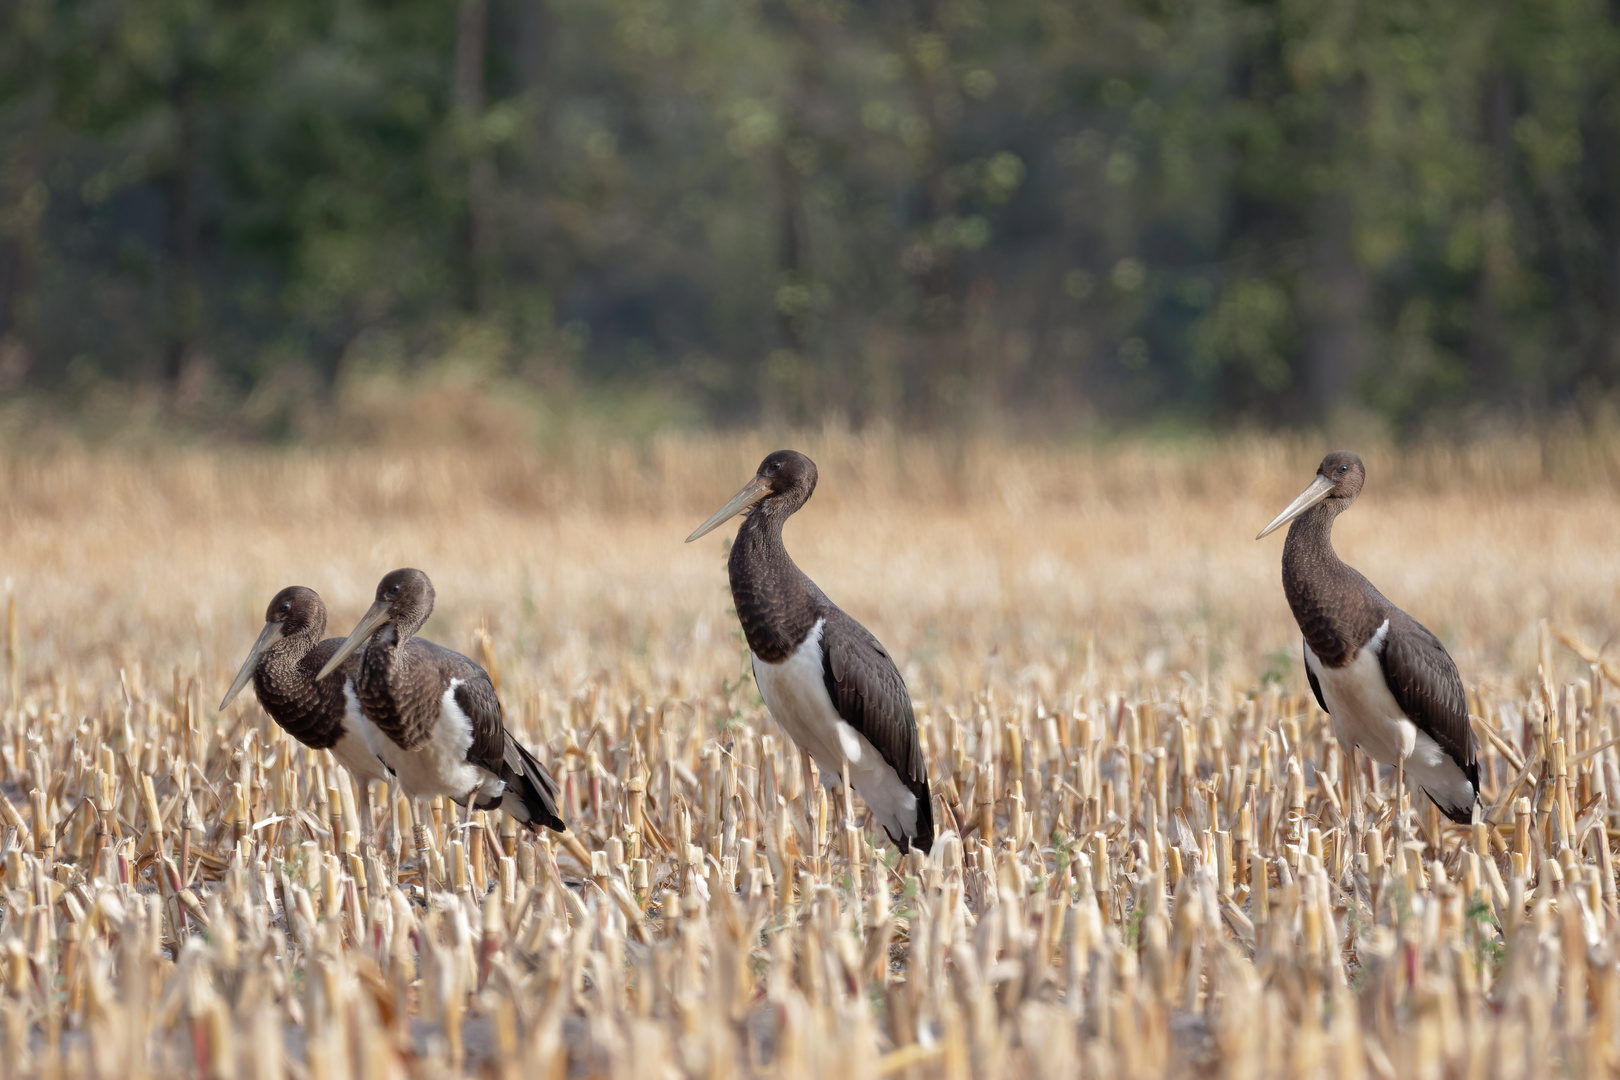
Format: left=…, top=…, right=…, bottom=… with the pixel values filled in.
left=0, top=0, right=1617, bottom=433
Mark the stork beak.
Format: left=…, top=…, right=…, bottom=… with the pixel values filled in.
left=316, top=600, right=390, bottom=681
left=685, top=475, right=772, bottom=542
left=219, top=620, right=283, bottom=711
left=1256, top=474, right=1336, bottom=539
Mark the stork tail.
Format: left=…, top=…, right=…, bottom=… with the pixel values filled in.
left=499, top=735, right=566, bottom=832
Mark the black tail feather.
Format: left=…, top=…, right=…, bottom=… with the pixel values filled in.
left=501, top=734, right=566, bottom=832
left=879, top=776, right=935, bottom=855
left=1427, top=785, right=1477, bottom=825
left=904, top=777, right=934, bottom=854
left=1427, top=759, right=1479, bottom=825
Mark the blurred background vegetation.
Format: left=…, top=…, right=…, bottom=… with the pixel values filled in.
left=1, top=0, right=1618, bottom=440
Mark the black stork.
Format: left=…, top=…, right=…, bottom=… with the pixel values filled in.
left=317, top=569, right=565, bottom=833
left=219, top=586, right=389, bottom=834
left=686, top=450, right=934, bottom=853
left=1256, top=451, right=1479, bottom=824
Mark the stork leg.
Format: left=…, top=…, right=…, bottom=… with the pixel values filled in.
left=1341, top=742, right=1361, bottom=832
left=1395, top=754, right=1409, bottom=851
left=356, top=779, right=373, bottom=848
left=412, top=796, right=432, bottom=888
left=840, top=761, right=856, bottom=831
left=1343, top=742, right=1363, bottom=874
left=1344, top=743, right=1374, bottom=908
left=384, top=777, right=400, bottom=881
left=1354, top=745, right=1367, bottom=834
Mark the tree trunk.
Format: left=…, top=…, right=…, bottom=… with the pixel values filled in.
left=1469, top=70, right=1515, bottom=407
left=515, top=0, right=552, bottom=97
left=774, top=146, right=805, bottom=357
left=0, top=107, right=45, bottom=388
left=166, top=67, right=202, bottom=389
left=454, top=0, right=491, bottom=313
left=1302, top=196, right=1367, bottom=419
left=910, top=61, right=964, bottom=423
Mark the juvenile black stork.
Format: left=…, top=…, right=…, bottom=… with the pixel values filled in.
left=686, top=450, right=934, bottom=853
left=219, top=586, right=389, bottom=833
left=1256, top=451, right=1479, bottom=824
left=317, top=569, right=564, bottom=833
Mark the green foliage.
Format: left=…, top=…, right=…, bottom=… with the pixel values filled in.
left=1, top=0, right=1618, bottom=432
left=1466, top=895, right=1505, bottom=974
left=1259, top=647, right=1294, bottom=688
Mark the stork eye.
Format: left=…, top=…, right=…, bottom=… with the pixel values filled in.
left=280, top=602, right=292, bottom=613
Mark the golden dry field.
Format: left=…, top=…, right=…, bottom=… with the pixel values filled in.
left=4, top=429, right=1620, bottom=1078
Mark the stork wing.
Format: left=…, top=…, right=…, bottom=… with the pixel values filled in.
left=1379, top=612, right=1477, bottom=779
left=820, top=609, right=933, bottom=851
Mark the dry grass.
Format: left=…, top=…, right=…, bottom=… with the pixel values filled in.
left=1, top=429, right=1620, bottom=1077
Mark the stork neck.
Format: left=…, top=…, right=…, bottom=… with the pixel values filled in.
left=252, top=633, right=343, bottom=743
left=729, top=507, right=825, bottom=663
left=255, top=638, right=313, bottom=711
left=1281, top=501, right=1385, bottom=667
left=1282, top=500, right=1340, bottom=563
left=357, top=624, right=402, bottom=691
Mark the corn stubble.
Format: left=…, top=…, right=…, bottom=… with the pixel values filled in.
left=0, top=433, right=1619, bottom=1078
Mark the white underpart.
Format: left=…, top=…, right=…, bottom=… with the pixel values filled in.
left=1304, top=620, right=1474, bottom=816
left=751, top=618, right=919, bottom=842
left=333, top=682, right=390, bottom=782
left=359, top=678, right=506, bottom=805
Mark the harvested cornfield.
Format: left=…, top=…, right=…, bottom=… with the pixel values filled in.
left=3, top=431, right=1620, bottom=1078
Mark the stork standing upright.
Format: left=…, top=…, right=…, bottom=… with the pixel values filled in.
left=1257, top=451, right=1479, bottom=827
left=318, top=568, right=565, bottom=834
left=220, top=586, right=389, bottom=837
left=686, top=450, right=934, bottom=853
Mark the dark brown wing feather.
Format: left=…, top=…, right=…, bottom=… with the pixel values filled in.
left=1379, top=611, right=1479, bottom=784
left=1302, top=640, right=1328, bottom=715
left=820, top=609, right=933, bottom=853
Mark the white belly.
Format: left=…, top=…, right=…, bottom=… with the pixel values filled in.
left=359, top=679, right=504, bottom=804
left=334, top=682, right=390, bottom=781
left=1305, top=621, right=1474, bottom=815
left=751, top=618, right=919, bottom=841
